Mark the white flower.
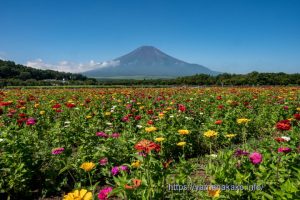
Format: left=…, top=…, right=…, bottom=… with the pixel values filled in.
left=209, top=154, right=217, bottom=158
left=0, top=138, right=4, bottom=142
left=200, top=112, right=204, bottom=115
left=64, top=121, right=71, bottom=124
left=170, top=115, right=174, bottom=118
left=136, top=125, right=143, bottom=129
left=106, top=122, right=112, bottom=126
left=281, top=136, right=290, bottom=142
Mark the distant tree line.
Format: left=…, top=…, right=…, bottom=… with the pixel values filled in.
left=1, top=59, right=299, bottom=87
left=98, top=72, right=300, bottom=86
left=0, top=59, right=97, bottom=87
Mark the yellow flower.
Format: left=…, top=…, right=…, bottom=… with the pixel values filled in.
left=158, top=113, right=164, bottom=118
left=80, top=162, right=95, bottom=172
left=105, top=112, right=111, bottom=116
left=131, top=160, right=141, bottom=168
left=297, top=107, right=300, bottom=111
left=226, top=100, right=233, bottom=104
left=139, top=106, right=145, bottom=109
left=136, top=102, right=141, bottom=105
left=207, top=186, right=221, bottom=198
left=178, top=129, right=190, bottom=135
left=145, top=126, right=157, bottom=132
left=63, top=189, right=92, bottom=200
left=166, top=107, right=172, bottom=110
left=20, top=106, right=26, bottom=110
left=177, top=142, right=186, bottom=147
left=155, top=137, right=165, bottom=142
left=40, top=110, right=45, bottom=115
left=34, top=103, right=39, bottom=108
left=225, top=134, right=236, bottom=138
left=86, top=115, right=92, bottom=119
left=237, top=118, right=250, bottom=124
left=204, top=130, right=218, bottom=138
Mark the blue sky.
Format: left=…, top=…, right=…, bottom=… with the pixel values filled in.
left=1, top=0, right=299, bottom=73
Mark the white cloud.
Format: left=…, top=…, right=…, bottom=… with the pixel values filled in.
left=26, top=59, right=120, bottom=73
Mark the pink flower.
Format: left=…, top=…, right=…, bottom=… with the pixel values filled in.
left=110, top=133, right=120, bottom=138
left=51, top=147, right=64, bottom=155
left=99, top=157, right=108, bottom=166
left=98, top=187, right=113, bottom=200
left=96, top=132, right=108, bottom=138
left=278, top=147, right=292, bottom=153
left=26, top=117, right=36, bottom=125
left=249, top=152, right=263, bottom=165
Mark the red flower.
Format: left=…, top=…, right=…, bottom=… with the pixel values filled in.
left=216, top=96, right=222, bottom=100
left=66, top=103, right=76, bottom=108
left=134, top=139, right=160, bottom=154
left=135, top=115, right=141, bottom=121
left=275, top=137, right=285, bottom=142
left=147, top=110, right=154, bottom=115
left=0, top=101, right=13, bottom=107
left=147, top=120, right=154, bottom=125
left=217, top=105, right=224, bottom=110
left=52, top=103, right=61, bottom=109
left=215, top=120, right=222, bottom=125
left=294, top=113, right=300, bottom=121
left=178, top=104, right=186, bottom=112
left=276, top=120, right=291, bottom=131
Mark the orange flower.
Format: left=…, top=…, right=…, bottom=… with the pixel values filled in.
left=125, top=179, right=142, bottom=190
left=134, top=139, right=160, bottom=153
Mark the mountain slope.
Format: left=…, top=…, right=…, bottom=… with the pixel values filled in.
left=83, top=46, right=219, bottom=78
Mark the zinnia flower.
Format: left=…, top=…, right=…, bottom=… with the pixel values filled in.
left=26, top=117, right=36, bottom=125
left=294, top=113, right=300, bottom=121
left=278, top=147, right=292, bottom=153
left=125, top=179, right=142, bottom=190
left=177, top=142, right=186, bottom=147
left=204, top=130, right=218, bottom=138
left=131, top=160, right=141, bottom=168
left=134, top=139, right=160, bottom=153
left=110, top=133, right=120, bottom=138
left=96, top=132, right=108, bottom=138
left=98, top=187, right=113, bottom=200
left=225, top=134, right=236, bottom=138
left=276, top=120, right=291, bottom=131
left=145, top=126, right=157, bottom=132
left=178, top=129, right=189, bottom=135
left=99, top=158, right=108, bottom=166
left=155, top=137, right=165, bottom=142
left=207, top=186, right=221, bottom=197
left=111, top=166, right=119, bottom=176
left=52, top=147, right=65, bottom=155
left=63, top=189, right=92, bottom=200
left=80, top=162, right=95, bottom=172
left=249, top=152, right=263, bottom=165
left=237, top=118, right=250, bottom=124
left=234, top=149, right=249, bottom=157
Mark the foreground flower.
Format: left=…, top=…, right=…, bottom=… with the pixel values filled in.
left=237, top=118, right=250, bottom=124
left=80, top=162, right=95, bottom=172
left=96, top=132, right=108, bottom=138
left=204, top=130, right=218, bottom=138
left=134, top=139, right=160, bottom=153
left=276, top=120, right=291, bottom=131
left=125, top=179, right=142, bottom=190
left=249, top=152, right=263, bottom=165
left=155, top=137, right=165, bottom=142
left=98, top=187, right=113, bottom=200
left=278, top=147, right=292, bottom=153
left=99, top=158, right=108, bottom=166
left=26, top=117, right=36, bottom=125
left=234, top=149, right=249, bottom=157
left=51, top=147, right=65, bottom=155
left=177, top=141, right=186, bottom=147
left=207, top=186, right=221, bottom=198
left=64, top=189, right=92, bottom=200
left=131, top=160, right=141, bottom=168
left=111, top=166, right=119, bottom=176
left=225, top=134, right=236, bottom=138
left=178, top=129, right=190, bottom=135
left=145, top=126, right=157, bottom=132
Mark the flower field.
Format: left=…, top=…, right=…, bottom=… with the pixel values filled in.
left=0, top=87, right=299, bottom=199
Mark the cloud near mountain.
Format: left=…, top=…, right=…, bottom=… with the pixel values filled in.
left=26, top=59, right=119, bottom=73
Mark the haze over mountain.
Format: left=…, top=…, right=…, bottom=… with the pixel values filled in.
left=83, top=46, right=219, bottom=78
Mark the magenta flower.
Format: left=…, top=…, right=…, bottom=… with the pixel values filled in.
left=96, top=132, right=108, bottom=138
left=249, top=152, right=263, bottom=165
left=51, top=147, right=65, bottom=155
left=26, top=117, right=36, bottom=125
left=99, top=157, right=108, bottom=166
left=278, top=147, right=292, bottom=153
left=98, top=187, right=113, bottom=200
left=234, top=149, right=249, bottom=157
left=120, top=165, right=128, bottom=172
left=111, top=166, right=119, bottom=176
left=111, top=133, right=120, bottom=138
